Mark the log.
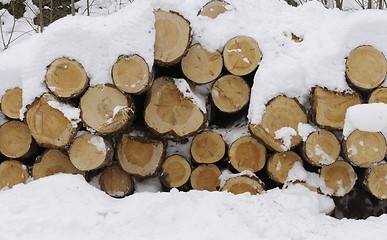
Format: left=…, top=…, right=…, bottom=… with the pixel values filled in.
left=116, top=134, right=165, bottom=178
left=302, top=130, right=340, bottom=167
left=0, top=120, right=36, bottom=159
left=249, top=96, right=307, bottom=152
left=319, top=160, right=357, bottom=197
left=223, top=36, right=262, bottom=76
left=198, top=0, right=229, bottom=19
left=45, top=57, right=89, bottom=98
left=190, top=130, right=226, bottom=164
left=32, top=149, right=85, bottom=180
left=346, top=46, right=386, bottom=91
left=80, top=84, right=135, bottom=135
left=160, top=154, right=191, bottom=189
left=267, top=151, right=302, bottom=184
left=25, top=93, right=78, bottom=148
left=364, top=163, right=387, bottom=200
left=68, top=133, right=113, bottom=171
left=154, top=10, right=191, bottom=66
left=111, top=55, right=153, bottom=95
left=368, top=87, right=387, bottom=103
left=99, top=164, right=134, bottom=198
left=343, top=130, right=386, bottom=168
left=288, top=181, right=319, bottom=193
left=190, top=164, right=221, bottom=191
left=221, top=175, right=265, bottom=195
left=311, top=86, right=363, bottom=130
left=211, top=74, right=250, bottom=113
left=228, top=136, right=266, bottom=173
left=181, top=44, right=223, bottom=84
left=0, top=87, right=22, bottom=119
left=144, top=77, right=206, bottom=138
left=0, top=160, right=29, bottom=189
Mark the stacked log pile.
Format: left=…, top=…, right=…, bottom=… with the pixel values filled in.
left=0, top=0, right=386, bottom=219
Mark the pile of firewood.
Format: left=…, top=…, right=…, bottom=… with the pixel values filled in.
left=0, top=0, right=386, bottom=215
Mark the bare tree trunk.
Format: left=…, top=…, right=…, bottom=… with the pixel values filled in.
left=379, top=0, right=384, bottom=9
left=39, top=0, right=43, bottom=32
left=50, top=0, right=53, bottom=24
left=335, top=0, right=343, bottom=10
left=87, top=0, right=90, bottom=16
left=71, top=0, right=75, bottom=16
left=368, top=0, right=373, bottom=8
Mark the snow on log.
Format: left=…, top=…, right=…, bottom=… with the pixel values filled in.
left=0, top=87, right=22, bottom=119
left=116, top=134, right=165, bottom=178
left=144, top=77, right=206, bottom=138
left=99, top=164, right=134, bottom=198
left=228, top=136, right=266, bottom=173
left=45, top=58, right=89, bottom=99
left=211, top=74, right=250, bottom=114
left=198, top=0, right=229, bottom=19
left=346, top=46, right=386, bottom=91
left=80, top=84, right=134, bottom=135
left=364, top=163, right=387, bottom=200
left=111, top=55, right=153, bottom=95
left=190, top=130, right=226, bottom=164
left=190, top=164, right=221, bottom=191
left=342, top=130, right=386, bottom=168
left=249, top=96, right=307, bottom=152
left=68, top=133, right=113, bottom=171
left=154, top=10, right=191, bottom=66
left=160, top=154, right=191, bottom=189
left=311, top=86, right=363, bottom=130
left=32, top=149, right=85, bottom=180
left=223, top=36, right=262, bottom=76
left=221, top=175, right=265, bottom=195
left=368, top=87, right=387, bottom=104
left=267, top=151, right=303, bottom=184
left=302, top=130, right=340, bottom=167
left=0, top=160, right=29, bottom=190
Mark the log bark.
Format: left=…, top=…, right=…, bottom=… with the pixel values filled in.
left=0, top=87, right=22, bottom=119
left=221, top=175, right=265, bottom=195
left=364, top=163, right=387, bottom=200
left=311, top=86, right=363, bottom=130
left=249, top=96, right=307, bottom=152
left=80, top=84, right=135, bottom=135
left=45, top=58, right=89, bottom=98
left=68, top=133, right=113, bottom=171
left=302, top=130, right=340, bottom=167
left=319, top=160, right=357, bottom=197
left=190, top=164, right=221, bottom=191
left=116, top=134, right=165, bottom=178
left=154, top=10, right=191, bottom=66
left=111, top=54, right=153, bottom=95
left=198, top=0, right=229, bottom=19
left=144, top=77, right=206, bottom=138
left=346, top=46, right=386, bottom=91
left=25, top=93, right=78, bottom=148
left=0, top=120, right=36, bottom=159
left=32, top=149, right=85, bottom=180
left=342, top=130, right=386, bottom=168
left=228, top=136, right=266, bottom=173
left=0, top=160, right=29, bottom=189
left=190, top=130, right=226, bottom=164
left=160, top=154, right=191, bottom=189
left=223, top=36, right=262, bottom=76
left=181, top=44, right=223, bottom=84
left=267, top=151, right=302, bottom=184
left=368, top=87, right=387, bottom=103
left=99, top=164, right=134, bottom=198
left=211, top=74, right=250, bottom=113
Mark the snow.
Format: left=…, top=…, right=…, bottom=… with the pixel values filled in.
left=274, top=127, right=297, bottom=151
left=87, top=135, right=107, bottom=154
left=286, top=161, right=320, bottom=188
left=315, top=144, right=335, bottom=165
left=298, top=122, right=317, bottom=141
left=47, top=99, right=81, bottom=128
left=173, top=78, right=207, bottom=113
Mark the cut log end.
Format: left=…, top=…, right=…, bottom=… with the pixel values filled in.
left=190, top=164, right=221, bottom=191
left=229, top=136, right=266, bottom=173
left=249, top=96, right=307, bottom=152
left=303, top=130, right=340, bottom=167
left=0, top=121, right=34, bottom=159
left=112, top=55, right=153, bottom=94
left=117, top=135, right=165, bottom=178
left=267, top=151, right=302, bottom=184
left=368, top=87, right=387, bottom=104
left=221, top=175, right=265, bottom=195
left=346, top=46, right=387, bottom=91
left=154, top=10, right=191, bottom=66
left=223, top=36, right=262, bottom=76
left=199, top=0, right=229, bottom=19
left=211, top=75, right=250, bottom=113
left=365, top=163, right=387, bottom=200
left=46, top=58, right=89, bottom=98
left=0, top=160, right=29, bottom=189
left=1, top=87, right=22, bottom=119
left=191, top=130, right=225, bottom=164
left=343, top=130, right=386, bottom=168
left=32, top=149, right=85, bottom=180
left=160, top=154, right=191, bottom=189
left=99, top=164, right=134, bottom=198
left=320, top=161, right=357, bottom=197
